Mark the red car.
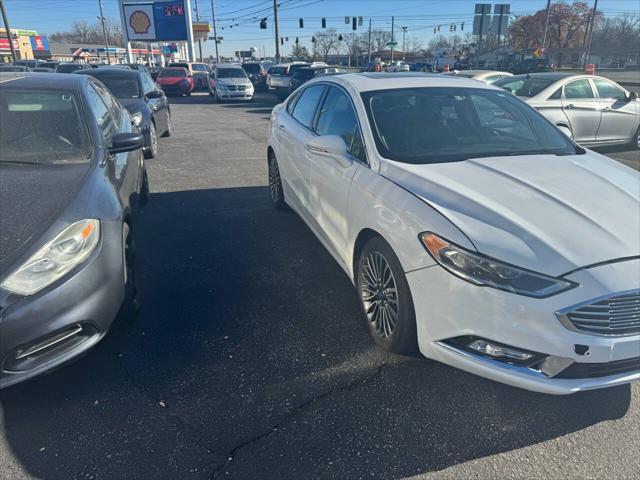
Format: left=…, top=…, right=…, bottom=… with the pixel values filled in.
left=156, top=67, right=194, bottom=96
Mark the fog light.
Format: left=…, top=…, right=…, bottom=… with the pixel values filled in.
left=468, top=339, right=534, bottom=361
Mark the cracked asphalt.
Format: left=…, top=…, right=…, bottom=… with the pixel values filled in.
left=1, top=91, right=639, bottom=480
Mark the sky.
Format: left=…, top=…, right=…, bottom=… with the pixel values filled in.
left=3, top=0, right=639, bottom=58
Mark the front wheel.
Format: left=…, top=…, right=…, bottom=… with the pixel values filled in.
left=631, top=126, right=640, bottom=150
left=161, top=112, right=171, bottom=137
left=143, top=122, right=158, bottom=159
left=357, top=236, right=418, bottom=355
left=118, top=222, right=140, bottom=324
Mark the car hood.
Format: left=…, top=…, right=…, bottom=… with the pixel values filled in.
left=381, top=152, right=640, bottom=276
left=217, top=78, right=250, bottom=86
left=0, top=163, right=91, bottom=271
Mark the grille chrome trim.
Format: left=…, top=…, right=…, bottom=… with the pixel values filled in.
left=556, top=289, right=640, bottom=337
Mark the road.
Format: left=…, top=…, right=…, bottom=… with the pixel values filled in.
left=1, top=91, right=639, bottom=480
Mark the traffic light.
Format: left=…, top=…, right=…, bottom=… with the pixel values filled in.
left=433, top=28, right=436, bottom=34
left=352, top=17, right=357, bottom=30
left=295, top=37, right=299, bottom=44
left=321, top=18, right=326, bottom=28
left=280, top=37, right=284, bottom=45
left=437, top=25, right=441, bottom=32
left=460, top=22, right=464, bottom=31
left=299, top=18, right=304, bottom=28
left=338, top=34, right=343, bottom=41
left=312, top=36, right=316, bottom=43
left=259, top=18, right=267, bottom=29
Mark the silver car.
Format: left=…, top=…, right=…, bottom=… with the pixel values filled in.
left=445, top=69, right=513, bottom=84
left=495, top=73, right=640, bottom=148
left=209, top=65, right=254, bottom=102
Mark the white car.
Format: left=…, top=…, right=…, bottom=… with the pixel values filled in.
left=209, top=64, right=254, bottom=102
left=267, top=73, right=640, bottom=395
left=386, top=62, right=410, bottom=72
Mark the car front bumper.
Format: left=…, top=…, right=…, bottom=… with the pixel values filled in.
left=0, top=222, right=126, bottom=389
left=217, top=90, right=253, bottom=100
left=406, top=258, right=640, bottom=395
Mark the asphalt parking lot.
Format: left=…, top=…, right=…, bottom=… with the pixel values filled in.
left=1, top=91, right=639, bottom=480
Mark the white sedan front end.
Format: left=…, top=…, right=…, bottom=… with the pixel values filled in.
left=266, top=73, right=640, bottom=394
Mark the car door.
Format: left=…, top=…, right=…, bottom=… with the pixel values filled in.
left=307, top=85, right=365, bottom=261
left=142, top=73, right=168, bottom=133
left=592, top=78, right=639, bottom=143
left=90, top=82, right=140, bottom=205
left=275, top=84, right=326, bottom=217
left=561, top=79, right=601, bottom=144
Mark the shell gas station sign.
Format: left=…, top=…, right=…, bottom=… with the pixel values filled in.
left=121, top=1, right=190, bottom=42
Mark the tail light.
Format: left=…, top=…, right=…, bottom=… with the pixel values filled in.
left=260, top=71, right=267, bottom=77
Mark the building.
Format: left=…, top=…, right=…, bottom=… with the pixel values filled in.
left=0, top=28, right=41, bottom=63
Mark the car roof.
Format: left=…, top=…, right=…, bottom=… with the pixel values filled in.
left=508, top=72, right=575, bottom=81
left=317, top=72, right=497, bottom=92
left=0, top=71, right=89, bottom=89
left=216, top=64, right=243, bottom=69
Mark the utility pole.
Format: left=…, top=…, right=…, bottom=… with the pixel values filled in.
left=273, top=0, right=280, bottom=62
left=390, top=16, right=395, bottom=62
left=541, top=0, right=551, bottom=50
left=97, top=0, right=111, bottom=63
left=367, top=18, right=372, bottom=63
left=210, top=0, right=219, bottom=62
left=584, top=0, right=598, bottom=68
left=194, top=0, right=202, bottom=61
left=0, top=0, right=17, bottom=62
left=401, top=26, right=407, bottom=60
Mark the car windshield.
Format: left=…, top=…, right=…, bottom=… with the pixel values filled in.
left=494, top=77, right=556, bottom=97
left=159, top=68, right=186, bottom=78
left=217, top=68, right=247, bottom=79
left=192, top=64, right=209, bottom=72
left=0, top=66, right=27, bottom=72
left=0, top=88, right=91, bottom=165
left=92, top=75, right=140, bottom=98
left=56, top=64, right=82, bottom=73
left=361, top=87, right=578, bottom=164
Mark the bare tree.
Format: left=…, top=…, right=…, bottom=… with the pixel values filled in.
left=369, top=29, right=392, bottom=53
left=312, top=28, right=339, bottom=62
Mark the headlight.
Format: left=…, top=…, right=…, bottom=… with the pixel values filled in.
left=420, top=233, right=576, bottom=298
left=1, top=219, right=100, bottom=296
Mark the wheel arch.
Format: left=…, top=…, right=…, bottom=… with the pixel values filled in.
left=352, top=228, right=383, bottom=283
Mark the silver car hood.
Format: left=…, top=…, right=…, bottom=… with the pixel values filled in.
left=380, top=152, right=640, bottom=276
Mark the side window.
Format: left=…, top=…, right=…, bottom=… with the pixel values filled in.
left=87, top=84, right=118, bottom=144
left=141, top=74, right=155, bottom=94
left=316, top=86, right=366, bottom=162
left=286, top=90, right=301, bottom=114
left=93, top=82, right=122, bottom=125
left=593, top=79, right=626, bottom=101
left=290, top=85, right=325, bottom=129
left=564, top=80, right=594, bottom=99
left=549, top=88, right=562, bottom=100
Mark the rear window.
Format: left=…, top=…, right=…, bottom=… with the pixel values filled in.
left=92, top=75, right=140, bottom=98
left=288, top=64, right=309, bottom=75
left=192, top=64, right=209, bottom=72
left=495, top=77, right=556, bottom=98
left=217, top=68, right=247, bottom=79
left=169, top=63, right=189, bottom=69
left=56, top=64, right=82, bottom=74
left=0, top=88, right=91, bottom=164
left=159, top=68, right=186, bottom=78
left=268, top=66, right=286, bottom=75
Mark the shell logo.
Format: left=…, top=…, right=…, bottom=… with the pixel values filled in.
left=129, top=10, right=151, bottom=34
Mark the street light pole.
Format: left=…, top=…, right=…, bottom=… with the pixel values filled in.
left=0, top=0, right=17, bottom=62
left=210, top=0, right=219, bottom=62
left=273, top=0, right=280, bottom=62
left=541, top=0, right=551, bottom=50
left=390, top=16, right=395, bottom=62
left=97, top=0, right=111, bottom=64
left=367, top=18, right=372, bottom=63
left=401, top=26, right=407, bottom=61
left=194, top=0, right=202, bottom=61
left=584, top=0, right=599, bottom=68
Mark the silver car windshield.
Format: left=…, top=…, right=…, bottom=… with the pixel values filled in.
left=361, top=87, right=579, bottom=164
left=0, top=88, right=92, bottom=165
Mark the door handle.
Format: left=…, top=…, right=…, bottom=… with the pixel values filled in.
left=278, top=124, right=286, bottom=130
left=601, top=106, right=611, bottom=112
left=565, top=104, right=575, bottom=110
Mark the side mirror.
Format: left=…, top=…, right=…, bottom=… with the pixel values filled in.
left=306, top=135, right=352, bottom=167
left=628, top=91, right=638, bottom=101
left=556, top=125, right=573, bottom=139
left=145, top=90, right=163, bottom=99
left=109, top=132, right=144, bottom=154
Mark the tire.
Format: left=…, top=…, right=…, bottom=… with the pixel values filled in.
left=356, top=236, right=418, bottom=355
left=143, top=122, right=158, bottom=159
left=268, top=152, right=287, bottom=210
left=161, top=112, right=171, bottom=137
left=186, top=89, right=191, bottom=97
left=631, top=126, right=640, bottom=150
left=213, top=89, right=220, bottom=103
left=118, top=222, right=140, bottom=324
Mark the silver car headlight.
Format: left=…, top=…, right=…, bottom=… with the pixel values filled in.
left=1, top=219, right=100, bottom=296
left=420, top=233, right=577, bottom=298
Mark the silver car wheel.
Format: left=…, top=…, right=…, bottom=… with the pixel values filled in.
left=360, top=251, right=399, bottom=338
left=268, top=158, right=281, bottom=202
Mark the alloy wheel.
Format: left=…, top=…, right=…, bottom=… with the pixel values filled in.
left=268, top=158, right=281, bottom=202
left=360, top=251, right=399, bottom=338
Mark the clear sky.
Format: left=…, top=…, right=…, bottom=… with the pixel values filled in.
left=3, top=0, right=639, bottom=57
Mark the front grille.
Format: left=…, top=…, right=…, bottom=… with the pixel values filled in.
left=554, top=356, right=640, bottom=379
left=559, top=290, right=640, bottom=336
